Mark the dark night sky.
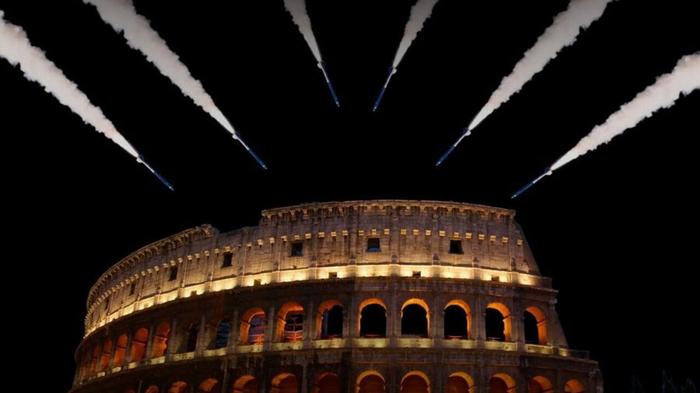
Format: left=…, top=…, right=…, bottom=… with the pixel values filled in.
left=2, top=1, right=698, bottom=391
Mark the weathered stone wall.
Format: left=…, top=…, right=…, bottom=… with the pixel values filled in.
left=74, top=201, right=602, bottom=393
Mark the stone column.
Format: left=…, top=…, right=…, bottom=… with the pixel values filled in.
left=390, top=288, right=399, bottom=347
left=195, top=314, right=207, bottom=356
left=144, top=323, right=155, bottom=361
left=301, top=361, right=308, bottom=393
left=304, top=298, right=315, bottom=347
left=229, top=309, right=239, bottom=352
left=107, top=336, right=118, bottom=369
left=512, top=301, right=524, bottom=346
left=264, top=305, right=276, bottom=351
left=124, top=329, right=134, bottom=363
left=166, top=317, right=178, bottom=358
left=348, top=296, right=357, bottom=339
left=432, top=295, right=442, bottom=341
left=474, top=294, right=485, bottom=343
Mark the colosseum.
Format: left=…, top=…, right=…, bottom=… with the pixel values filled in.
left=72, top=200, right=602, bottom=393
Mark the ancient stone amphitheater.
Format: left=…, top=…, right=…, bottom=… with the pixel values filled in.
left=72, top=200, right=602, bottom=393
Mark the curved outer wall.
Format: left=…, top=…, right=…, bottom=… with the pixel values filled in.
left=73, top=200, right=602, bottom=393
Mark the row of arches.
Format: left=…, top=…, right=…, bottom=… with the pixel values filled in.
left=127, top=372, right=585, bottom=393
left=124, top=378, right=218, bottom=393
left=80, top=299, right=549, bottom=380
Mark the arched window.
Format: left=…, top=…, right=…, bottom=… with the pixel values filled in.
left=168, top=381, right=188, bottom=393
left=317, top=300, right=344, bottom=339
left=357, top=371, right=385, bottom=393
left=564, top=379, right=586, bottom=393
left=524, top=306, right=548, bottom=345
left=485, top=303, right=512, bottom=341
left=489, top=373, right=516, bottom=393
left=197, top=378, right=221, bottom=393
left=359, top=299, right=386, bottom=338
left=401, top=302, right=428, bottom=337
left=271, top=373, right=298, bottom=393
left=277, top=302, right=305, bottom=342
left=130, top=327, right=149, bottom=362
left=313, top=372, right=340, bottom=393
left=210, top=319, right=231, bottom=349
left=240, top=308, right=266, bottom=344
left=113, top=333, right=128, bottom=367
left=447, top=372, right=475, bottom=393
left=444, top=300, right=470, bottom=339
left=400, top=371, right=430, bottom=393
left=233, top=376, right=258, bottom=393
left=528, top=376, right=554, bottom=393
left=99, top=338, right=112, bottom=370
left=152, top=321, right=171, bottom=357
left=184, top=322, right=200, bottom=352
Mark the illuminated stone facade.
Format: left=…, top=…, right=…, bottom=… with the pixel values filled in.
left=72, top=200, right=602, bottom=393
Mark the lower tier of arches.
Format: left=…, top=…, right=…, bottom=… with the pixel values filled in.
left=71, top=351, right=602, bottom=393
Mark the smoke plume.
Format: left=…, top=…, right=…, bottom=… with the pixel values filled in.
left=0, top=10, right=173, bottom=190
left=513, top=53, right=699, bottom=198
left=372, top=0, right=439, bottom=111
left=84, top=0, right=265, bottom=168
left=283, top=0, right=322, bottom=63
left=392, top=0, right=439, bottom=69
left=283, top=0, right=340, bottom=106
left=469, top=0, right=614, bottom=132
left=551, top=53, right=700, bottom=171
left=0, top=10, right=138, bottom=158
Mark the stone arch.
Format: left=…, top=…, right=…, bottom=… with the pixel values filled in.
left=524, top=306, right=548, bottom=345
left=198, top=378, right=221, bottom=393
left=232, top=375, right=258, bottom=393
left=113, top=333, right=128, bottom=366
left=130, top=327, right=149, bottom=362
left=401, top=299, right=430, bottom=337
left=276, top=302, right=305, bottom=342
left=489, top=373, right=516, bottom=393
left=486, top=303, right=512, bottom=341
left=168, top=381, right=188, bottom=393
left=356, top=370, right=385, bottom=393
left=209, top=319, right=232, bottom=349
left=400, top=371, right=430, bottom=393
left=99, top=338, right=112, bottom=370
left=240, top=307, right=266, bottom=344
left=313, top=372, right=341, bottom=393
left=152, top=321, right=171, bottom=357
left=183, top=321, right=200, bottom=352
left=564, top=379, right=586, bottom=393
left=444, top=300, right=471, bottom=339
left=316, top=300, right=344, bottom=339
left=271, top=372, right=298, bottom=393
left=144, top=386, right=159, bottom=393
left=447, top=372, right=475, bottom=393
left=358, top=298, right=387, bottom=337
left=528, top=376, right=554, bottom=393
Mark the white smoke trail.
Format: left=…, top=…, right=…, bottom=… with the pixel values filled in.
left=0, top=10, right=173, bottom=190
left=283, top=0, right=322, bottom=63
left=0, top=11, right=138, bottom=158
left=469, top=0, right=614, bottom=132
left=513, top=53, right=700, bottom=198
left=551, top=53, right=700, bottom=171
left=83, top=0, right=266, bottom=167
left=392, top=0, right=440, bottom=69
left=283, top=0, right=340, bottom=107
left=372, top=0, right=439, bottom=111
